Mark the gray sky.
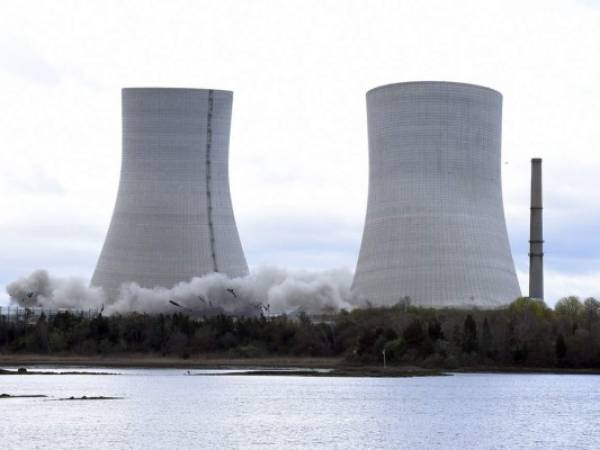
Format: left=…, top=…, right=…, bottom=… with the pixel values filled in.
left=1, top=0, right=599, bottom=306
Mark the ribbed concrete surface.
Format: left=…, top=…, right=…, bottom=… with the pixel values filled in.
left=92, top=88, right=248, bottom=297
left=352, top=81, right=521, bottom=308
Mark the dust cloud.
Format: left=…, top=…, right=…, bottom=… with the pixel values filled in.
left=6, top=267, right=360, bottom=316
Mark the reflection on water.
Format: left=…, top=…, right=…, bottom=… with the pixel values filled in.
left=1, top=369, right=599, bottom=449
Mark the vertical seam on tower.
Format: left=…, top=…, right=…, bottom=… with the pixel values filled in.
left=206, top=90, right=218, bottom=272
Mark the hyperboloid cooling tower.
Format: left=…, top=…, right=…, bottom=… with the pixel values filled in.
left=92, top=88, right=248, bottom=297
left=352, top=81, right=521, bottom=308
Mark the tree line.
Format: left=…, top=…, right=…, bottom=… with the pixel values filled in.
left=0, top=296, right=599, bottom=368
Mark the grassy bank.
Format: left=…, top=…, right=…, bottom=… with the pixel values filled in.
left=0, top=354, right=344, bottom=369
left=1, top=354, right=599, bottom=377
left=0, top=354, right=444, bottom=377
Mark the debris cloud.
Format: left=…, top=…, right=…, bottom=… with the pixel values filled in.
left=6, top=267, right=358, bottom=316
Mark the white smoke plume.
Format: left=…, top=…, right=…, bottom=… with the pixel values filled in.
left=6, top=270, right=105, bottom=310
left=6, top=267, right=359, bottom=316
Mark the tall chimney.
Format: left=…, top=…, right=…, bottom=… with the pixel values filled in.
left=529, top=158, right=544, bottom=299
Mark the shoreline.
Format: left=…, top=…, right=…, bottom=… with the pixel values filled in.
left=0, top=354, right=442, bottom=377
left=0, top=354, right=599, bottom=376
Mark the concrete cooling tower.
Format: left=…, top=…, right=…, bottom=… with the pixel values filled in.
left=92, top=88, right=248, bottom=297
left=352, top=81, right=521, bottom=308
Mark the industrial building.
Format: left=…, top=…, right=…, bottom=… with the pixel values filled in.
left=352, top=81, right=521, bottom=308
left=92, top=88, right=248, bottom=297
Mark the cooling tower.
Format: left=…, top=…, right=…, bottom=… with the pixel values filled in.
left=92, top=88, right=248, bottom=297
left=352, top=81, right=521, bottom=308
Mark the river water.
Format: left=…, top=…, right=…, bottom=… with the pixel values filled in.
left=1, top=368, right=599, bottom=449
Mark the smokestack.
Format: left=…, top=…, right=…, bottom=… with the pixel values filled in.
left=529, top=158, right=544, bottom=299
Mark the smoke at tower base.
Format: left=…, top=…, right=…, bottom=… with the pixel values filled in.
left=6, top=267, right=357, bottom=316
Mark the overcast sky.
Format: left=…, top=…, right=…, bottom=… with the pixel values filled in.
left=1, top=0, right=599, bottom=306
